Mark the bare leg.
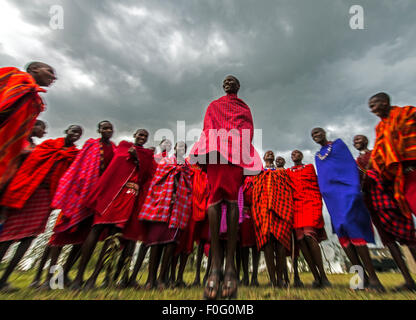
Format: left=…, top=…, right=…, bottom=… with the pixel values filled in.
left=241, top=246, right=250, bottom=286
left=29, top=244, right=51, bottom=288
left=84, top=238, right=111, bottom=290
left=157, top=243, right=176, bottom=289
left=71, top=225, right=106, bottom=290
left=305, top=236, right=331, bottom=287
left=170, top=254, right=179, bottom=286
left=192, top=242, right=204, bottom=286
left=176, top=252, right=189, bottom=287
left=0, top=241, right=13, bottom=262
left=386, top=243, right=416, bottom=291
left=263, top=242, right=277, bottom=287
left=128, top=243, right=149, bottom=287
left=203, top=248, right=212, bottom=285
left=204, top=203, right=222, bottom=300
left=282, top=256, right=289, bottom=287
left=250, top=246, right=260, bottom=286
left=298, top=238, right=321, bottom=286
left=221, top=201, right=239, bottom=299
left=408, top=245, right=416, bottom=262
left=40, top=246, right=63, bottom=290
left=274, top=240, right=286, bottom=288
left=342, top=244, right=369, bottom=287
left=355, top=245, right=385, bottom=292
left=63, top=244, right=82, bottom=284
left=236, top=245, right=242, bottom=283
left=293, top=256, right=304, bottom=287
left=114, top=241, right=135, bottom=288
left=0, top=237, right=35, bottom=290
left=145, top=245, right=161, bottom=289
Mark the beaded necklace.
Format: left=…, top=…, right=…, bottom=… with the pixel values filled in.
left=290, top=164, right=306, bottom=172
left=316, top=142, right=333, bottom=161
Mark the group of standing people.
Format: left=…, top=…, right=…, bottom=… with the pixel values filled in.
left=0, top=62, right=415, bottom=300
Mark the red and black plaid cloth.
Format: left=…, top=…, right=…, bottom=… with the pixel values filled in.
left=139, top=157, right=193, bottom=230
left=365, top=169, right=416, bottom=245
left=252, top=169, right=294, bottom=250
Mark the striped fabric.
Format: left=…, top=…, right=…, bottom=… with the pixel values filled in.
left=139, top=157, right=193, bottom=230
left=371, top=106, right=416, bottom=218
left=0, top=186, right=51, bottom=242
left=52, top=139, right=115, bottom=234
left=0, top=67, right=46, bottom=191
left=252, top=169, right=294, bottom=250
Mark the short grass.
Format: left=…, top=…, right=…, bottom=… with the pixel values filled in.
left=0, top=269, right=415, bottom=300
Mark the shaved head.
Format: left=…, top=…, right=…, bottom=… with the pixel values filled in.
left=25, top=61, right=56, bottom=87
left=370, top=92, right=390, bottom=105
left=226, top=75, right=240, bottom=87
left=311, top=127, right=325, bottom=135
left=26, top=62, right=51, bottom=73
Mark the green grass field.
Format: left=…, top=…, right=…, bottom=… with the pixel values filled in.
left=1, top=270, right=415, bottom=300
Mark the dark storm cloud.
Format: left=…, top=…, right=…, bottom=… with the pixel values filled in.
left=2, top=0, right=416, bottom=162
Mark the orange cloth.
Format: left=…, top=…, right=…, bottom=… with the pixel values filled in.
left=371, top=106, right=416, bottom=217
left=0, top=67, right=46, bottom=190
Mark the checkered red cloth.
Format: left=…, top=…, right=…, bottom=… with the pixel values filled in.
left=252, top=169, right=294, bottom=250
left=139, top=157, right=193, bottom=230
left=365, top=169, right=416, bottom=245
left=52, top=139, right=115, bottom=234
left=287, top=164, right=324, bottom=229
left=190, top=93, right=262, bottom=174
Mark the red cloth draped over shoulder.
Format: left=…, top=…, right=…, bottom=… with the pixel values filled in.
left=191, top=165, right=209, bottom=222
left=86, top=141, right=156, bottom=216
left=52, top=139, right=116, bottom=233
left=251, top=169, right=294, bottom=250
left=190, top=94, right=262, bottom=174
left=287, top=164, right=324, bottom=229
left=371, top=106, right=416, bottom=218
left=0, top=138, right=78, bottom=209
left=0, top=67, right=46, bottom=190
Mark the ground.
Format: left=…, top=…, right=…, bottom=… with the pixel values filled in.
left=0, top=270, right=415, bottom=300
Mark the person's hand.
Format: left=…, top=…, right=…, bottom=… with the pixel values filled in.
left=128, top=147, right=137, bottom=157
left=128, top=147, right=140, bottom=167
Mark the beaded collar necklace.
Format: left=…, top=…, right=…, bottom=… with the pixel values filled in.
left=291, top=164, right=306, bottom=172
left=316, top=142, right=333, bottom=161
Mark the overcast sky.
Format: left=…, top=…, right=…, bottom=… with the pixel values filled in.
left=1, top=0, right=415, bottom=166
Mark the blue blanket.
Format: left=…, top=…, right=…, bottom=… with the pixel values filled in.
left=315, top=139, right=374, bottom=243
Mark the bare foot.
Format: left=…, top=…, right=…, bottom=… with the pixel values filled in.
left=221, top=271, right=238, bottom=299
left=204, top=270, right=222, bottom=300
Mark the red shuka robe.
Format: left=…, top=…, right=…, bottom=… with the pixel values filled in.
left=0, top=67, right=46, bottom=190
left=86, top=141, right=156, bottom=228
left=190, top=93, right=262, bottom=174
left=0, top=138, right=78, bottom=209
left=287, top=164, right=325, bottom=230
